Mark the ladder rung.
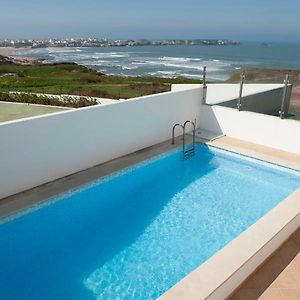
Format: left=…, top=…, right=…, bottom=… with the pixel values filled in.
left=184, top=148, right=194, bottom=154
left=184, top=148, right=195, bottom=158
left=184, top=148, right=194, bottom=153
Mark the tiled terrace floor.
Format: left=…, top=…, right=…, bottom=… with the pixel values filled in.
left=209, top=136, right=300, bottom=171
left=230, top=227, right=300, bottom=300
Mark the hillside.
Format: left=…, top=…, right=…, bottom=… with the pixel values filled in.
left=226, top=68, right=300, bottom=86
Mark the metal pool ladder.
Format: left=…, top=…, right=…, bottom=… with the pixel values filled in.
left=172, top=120, right=196, bottom=159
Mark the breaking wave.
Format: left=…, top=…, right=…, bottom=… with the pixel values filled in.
left=10, top=47, right=242, bottom=79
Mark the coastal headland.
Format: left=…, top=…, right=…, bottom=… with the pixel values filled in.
left=0, top=47, right=299, bottom=117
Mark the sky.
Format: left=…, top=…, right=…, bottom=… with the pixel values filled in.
left=1, top=0, right=299, bottom=42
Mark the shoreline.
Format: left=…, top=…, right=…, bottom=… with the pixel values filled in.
left=0, top=46, right=31, bottom=54
left=0, top=48, right=43, bottom=65
left=0, top=47, right=299, bottom=84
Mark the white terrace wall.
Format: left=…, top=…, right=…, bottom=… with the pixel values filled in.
left=199, top=104, right=300, bottom=155
left=218, top=85, right=291, bottom=116
left=173, top=83, right=290, bottom=116
left=0, top=87, right=202, bottom=199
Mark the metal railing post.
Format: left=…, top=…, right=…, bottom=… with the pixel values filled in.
left=279, top=74, right=289, bottom=119
left=202, top=66, right=207, bottom=104
left=203, top=66, right=207, bottom=88
left=192, top=118, right=196, bottom=149
left=237, top=71, right=245, bottom=111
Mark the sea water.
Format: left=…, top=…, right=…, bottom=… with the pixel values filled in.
left=13, top=42, right=300, bottom=80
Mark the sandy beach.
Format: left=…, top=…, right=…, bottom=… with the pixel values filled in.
left=0, top=47, right=31, bottom=55
left=0, top=46, right=30, bottom=55
left=0, top=47, right=42, bottom=65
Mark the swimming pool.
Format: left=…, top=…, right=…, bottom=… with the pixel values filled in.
left=1, top=143, right=300, bottom=300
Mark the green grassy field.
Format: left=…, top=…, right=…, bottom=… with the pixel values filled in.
left=0, top=61, right=201, bottom=99
left=289, top=114, right=300, bottom=121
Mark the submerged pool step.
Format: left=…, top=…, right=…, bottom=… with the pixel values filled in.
left=184, top=147, right=195, bottom=159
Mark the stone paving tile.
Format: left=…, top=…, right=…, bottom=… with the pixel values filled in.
left=229, top=228, right=300, bottom=300
left=210, top=136, right=300, bottom=170
left=259, top=289, right=284, bottom=300
left=230, top=288, right=264, bottom=300
left=279, top=289, right=300, bottom=300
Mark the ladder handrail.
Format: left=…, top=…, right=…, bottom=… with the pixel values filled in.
left=172, top=123, right=184, bottom=144
left=172, top=119, right=196, bottom=159
left=183, top=120, right=196, bottom=157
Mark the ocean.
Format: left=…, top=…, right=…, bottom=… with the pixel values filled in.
left=13, top=42, right=300, bottom=80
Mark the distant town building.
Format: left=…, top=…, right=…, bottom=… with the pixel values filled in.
left=0, top=38, right=240, bottom=48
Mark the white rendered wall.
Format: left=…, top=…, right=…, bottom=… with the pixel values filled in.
left=171, top=84, right=202, bottom=92
left=205, top=84, right=285, bottom=105
left=172, top=83, right=292, bottom=115
left=199, top=105, right=300, bottom=155
left=172, top=83, right=285, bottom=104
left=0, top=88, right=202, bottom=199
left=172, top=83, right=290, bottom=115
left=215, top=85, right=291, bottom=116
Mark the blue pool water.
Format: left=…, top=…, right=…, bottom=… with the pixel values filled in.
left=1, top=144, right=300, bottom=300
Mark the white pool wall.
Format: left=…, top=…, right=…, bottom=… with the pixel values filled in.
left=0, top=87, right=202, bottom=199
left=199, top=104, right=300, bottom=155
left=172, top=83, right=291, bottom=115
left=0, top=83, right=297, bottom=199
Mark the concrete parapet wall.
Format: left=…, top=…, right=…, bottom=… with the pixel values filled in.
left=0, top=87, right=202, bottom=199
left=199, top=104, right=300, bottom=155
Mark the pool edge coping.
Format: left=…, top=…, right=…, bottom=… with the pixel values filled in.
left=159, top=189, right=300, bottom=300
left=207, top=138, right=300, bottom=172
left=1, top=140, right=298, bottom=222
left=0, top=138, right=188, bottom=218
left=159, top=140, right=300, bottom=300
